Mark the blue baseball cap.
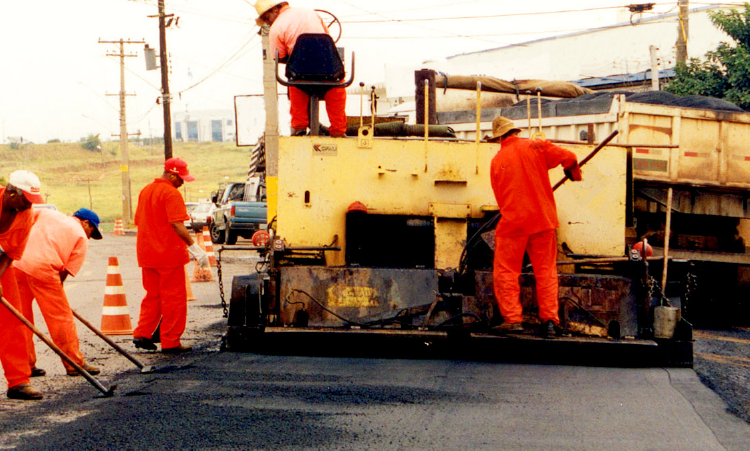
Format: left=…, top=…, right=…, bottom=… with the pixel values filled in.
left=73, top=208, right=103, bottom=240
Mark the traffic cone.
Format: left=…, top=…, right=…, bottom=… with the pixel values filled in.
left=101, top=256, right=133, bottom=335
left=113, top=218, right=124, bottom=235
left=185, top=266, right=197, bottom=302
left=202, top=226, right=217, bottom=267
left=195, top=229, right=205, bottom=251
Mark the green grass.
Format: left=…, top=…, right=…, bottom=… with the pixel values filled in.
left=0, top=141, right=253, bottom=231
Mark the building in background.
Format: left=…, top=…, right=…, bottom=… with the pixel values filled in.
left=173, top=109, right=235, bottom=143
left=384, top=5, right=736, bottom=104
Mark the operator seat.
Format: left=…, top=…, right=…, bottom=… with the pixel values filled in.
left=276, top=33, right=354, bottom=136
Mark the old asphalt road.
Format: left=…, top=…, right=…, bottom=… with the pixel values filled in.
left=1, top=233, right=749, bottom=450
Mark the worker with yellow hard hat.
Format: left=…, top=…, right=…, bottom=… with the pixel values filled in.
left=254, top=1, right=348, bottom=137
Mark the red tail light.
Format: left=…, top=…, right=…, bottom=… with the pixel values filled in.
left=231, top=205, right=235, bottom=217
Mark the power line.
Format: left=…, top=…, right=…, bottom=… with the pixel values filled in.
left=177, top=34, right=260, bottom=95
left=342, top=19, right=670, bottom=40
left=332, top=0, right=506, bottom=45
left=342, top=5, right=627, bottom=24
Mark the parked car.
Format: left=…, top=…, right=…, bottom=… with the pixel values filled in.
left=210, top=177, right=267, bottom=245
left=190, top=202, right=215, bottom=233
left=184, top=202, right=198, bottom=229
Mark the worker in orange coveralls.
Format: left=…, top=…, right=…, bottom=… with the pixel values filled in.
left=0, top=170, right=45, bottom=400
left=15, top=208, right=103, bottom=378
left=488, top=116, right=582, bottom=338
left=132, top=158, right=208, bottom=354
left=255, top=0, right=347, bottom=137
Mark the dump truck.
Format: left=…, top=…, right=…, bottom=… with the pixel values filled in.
left=221, top=53, right=696, bottom=366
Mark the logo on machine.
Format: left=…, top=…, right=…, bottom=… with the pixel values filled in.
left=327, top=286, right=379, bottom=308
left=313, top=144, right=337, bottom=156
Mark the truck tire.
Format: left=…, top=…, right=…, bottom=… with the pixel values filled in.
left=210, top=222, right=225, bottom=244
left=226, top=227, right=238, bottom=245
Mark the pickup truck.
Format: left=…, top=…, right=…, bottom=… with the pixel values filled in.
left=210, top=178, right=267, bottom=245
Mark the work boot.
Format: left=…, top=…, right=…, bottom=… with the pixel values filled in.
left=490, top=322, right=524, bottom=334
left=66, top=362, right=101, bottom=377
left=7, top=384, right=43, bottom=400
left=30, top=367, right=46, bottom=377
left=540, top=320, right=559, bottom=339
left=291, top=128, right=307, bottom=136
left=161, top=344, right=192, bottom=354
left=133, top=336, right=157, bottom=351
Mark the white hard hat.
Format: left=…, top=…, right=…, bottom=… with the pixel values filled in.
left=255, top=0, right=285, bottom=18
left=8, top=170, right=43, bottom=203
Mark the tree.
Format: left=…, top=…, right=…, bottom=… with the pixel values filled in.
left=81, top=133, right=102, bottom=152
left=666, top=5, right=750, bottom=110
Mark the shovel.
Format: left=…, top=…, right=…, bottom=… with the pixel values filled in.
left=0, top=296, right=116, bottom=397
left=71, top=309, right=156, bottom=373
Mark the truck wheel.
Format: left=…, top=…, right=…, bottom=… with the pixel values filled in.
left=210, top=223, right=225, bottom=244
left=226, top=227, right=238, bottom=245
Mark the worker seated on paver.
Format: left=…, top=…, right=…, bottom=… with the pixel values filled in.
left=255, top=0, right=348, bottom=137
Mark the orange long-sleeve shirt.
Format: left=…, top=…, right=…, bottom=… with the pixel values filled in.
left=269, top=5, right=329, bottom=60
left=14, top=209, right=88, bottom=283
left=0, top=187, right=33, bottom=261
left=490, top=136, right=580, bottom=236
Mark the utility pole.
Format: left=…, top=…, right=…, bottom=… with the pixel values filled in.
left=149, top=1, right=174, bottom=160
left=676, top=0, right=689, bottom=65
left=649, top=45, right=660, bottom=91
left=100, top=38, right=145, bottom=227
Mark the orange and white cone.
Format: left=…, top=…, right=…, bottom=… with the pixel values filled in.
left=113, top=218, right=124, bottom=235
left=101, top=256, right=133, bottom=335
left=185, top=266, right=197, bottom=301
left=202, top=226, right=217, bottom=267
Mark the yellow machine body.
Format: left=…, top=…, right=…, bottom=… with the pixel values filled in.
left=272, top=135, right=627, bottom=267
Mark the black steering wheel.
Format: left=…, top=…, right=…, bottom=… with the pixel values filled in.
left=315, top=9, right=342, bottom=44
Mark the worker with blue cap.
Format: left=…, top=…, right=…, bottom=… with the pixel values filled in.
left=15, top=207, right=104, bottom=378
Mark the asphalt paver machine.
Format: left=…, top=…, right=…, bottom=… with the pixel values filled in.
left=220, top=23, right=693, bottom=368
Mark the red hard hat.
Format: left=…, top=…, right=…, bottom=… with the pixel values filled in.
left=633, top=241, right=653, bottom=257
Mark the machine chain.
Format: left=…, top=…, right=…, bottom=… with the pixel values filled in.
left=217, top=256, right=228, bottom=318
left=683, top=270, right=698, bottom=319
left=645, top=275, right=669, bottom=306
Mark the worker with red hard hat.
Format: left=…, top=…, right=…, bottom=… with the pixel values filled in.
left=255, top=0, right=348, bottom=137
left=488, top=116, right=582, bottom=338
left=0, top=170, right=45, bottom=400
left=132, top=158, right=208, bottom=354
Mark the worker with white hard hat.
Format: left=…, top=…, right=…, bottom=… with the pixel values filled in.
left=0, top=170, right=45, bottom=400
left=255, top=1, right=348, bottom=137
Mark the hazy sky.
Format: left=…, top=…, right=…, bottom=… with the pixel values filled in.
left=0, top=0, right=739, bottom=143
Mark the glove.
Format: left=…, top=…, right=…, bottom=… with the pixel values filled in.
left=187, top=243, right=209, bottom=268
left=564, top=165, right=582, bottom=182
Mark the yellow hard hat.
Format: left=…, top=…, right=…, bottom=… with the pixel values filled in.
left=255, top=0, right=285, bottom=18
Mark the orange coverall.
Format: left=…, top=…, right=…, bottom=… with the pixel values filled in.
left=133, top=178, right=190, bottom=349
left=270, top=4, right=347, bottom=136
left=15, top=209, right=89, bottom=372
left=490, top=135, right=581, bottom=325
left=0, top=186, right=34, bottom=389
